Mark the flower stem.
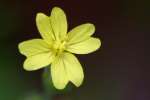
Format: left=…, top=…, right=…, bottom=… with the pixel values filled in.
left=42, top=67, right=55, bottom=100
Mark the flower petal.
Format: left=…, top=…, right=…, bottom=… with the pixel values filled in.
left=24, top=52, right=54, bottom=71
left=36, top=13, right=54, bottom=42
left=63, top=52, right=84, bottom=87
left=66, top=37, right=101, bottom=54
left=67, top=23, right=95, bottom=44
left=18, top=39, right=50, bottom=57
left=51, top=56, right=69, bottom=89
left=50, top=7, right=67, bottom=40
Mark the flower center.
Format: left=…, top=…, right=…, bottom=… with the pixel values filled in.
left=52, top=40, right=66, bottom=55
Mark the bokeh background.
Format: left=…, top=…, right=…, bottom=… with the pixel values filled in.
left=0, top=0, right=148, bottom=100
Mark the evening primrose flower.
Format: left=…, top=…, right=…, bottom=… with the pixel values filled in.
left=18, top=7, right=101, bottom=89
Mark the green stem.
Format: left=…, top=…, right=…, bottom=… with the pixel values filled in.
left=42, top=67, right=55, bottom=100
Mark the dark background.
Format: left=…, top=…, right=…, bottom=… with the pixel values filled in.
left=0, top=0, right=148, bottom=100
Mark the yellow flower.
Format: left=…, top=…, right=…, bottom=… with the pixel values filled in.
left=18, top=7, right=101, bottom=89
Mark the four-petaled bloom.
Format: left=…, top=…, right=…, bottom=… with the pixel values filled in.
left=18, top=7, right=101, bottom=89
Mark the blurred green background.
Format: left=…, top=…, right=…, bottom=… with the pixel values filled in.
left=0, top=0, right=148, bottom=100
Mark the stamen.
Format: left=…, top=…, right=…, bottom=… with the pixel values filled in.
left=52, top=40, right=66, bottom=55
